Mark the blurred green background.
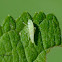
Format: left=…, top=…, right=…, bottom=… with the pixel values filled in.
left=0, top=0, right=62, bottom=62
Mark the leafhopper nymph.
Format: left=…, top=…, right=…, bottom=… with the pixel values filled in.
left=28, top=19, right=34, bottom=43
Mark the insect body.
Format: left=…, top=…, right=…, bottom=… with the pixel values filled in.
left=28, top=19, right=34, bottom=43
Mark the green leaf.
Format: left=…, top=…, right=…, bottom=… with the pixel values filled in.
left=0, top=12, right=61, bottom=62
left=39, top=14, right=61, bottom=49
left=33, top=50, right=46, bottom=62
left=2, top=16, right=16, bottom=33
left=16, top=12, right=32, bottom=32
left=33, top=12, right=46, bottom=25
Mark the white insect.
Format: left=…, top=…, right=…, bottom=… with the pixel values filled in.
left=28, top=19, right=34, bottom=43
